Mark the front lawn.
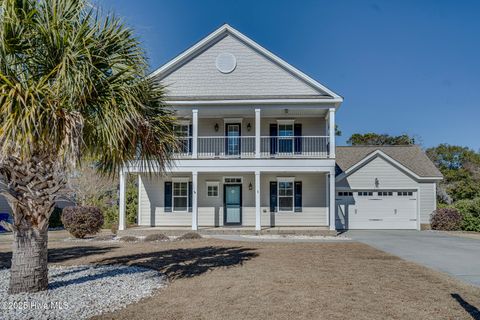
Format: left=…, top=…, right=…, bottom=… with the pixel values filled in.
left=0, top=233, right=479, bottom=319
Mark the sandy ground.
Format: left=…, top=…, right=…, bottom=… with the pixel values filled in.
left=0, top=232, right=479, bottom=320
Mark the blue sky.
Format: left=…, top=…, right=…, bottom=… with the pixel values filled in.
left=99, top=0, right=480, bottom=150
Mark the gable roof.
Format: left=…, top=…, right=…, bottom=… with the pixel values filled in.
left=149, top=24, right=343, bottom=104
left=336, top=145, right=443, bottom=180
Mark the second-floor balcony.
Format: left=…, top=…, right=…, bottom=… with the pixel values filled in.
left=176, top=135, right=331, bottom=159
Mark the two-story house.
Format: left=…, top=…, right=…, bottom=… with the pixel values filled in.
left=118, top=24, right=442, bottom=232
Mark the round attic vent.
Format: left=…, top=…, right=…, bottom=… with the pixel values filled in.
left=215, top=53, right=236, bottom=73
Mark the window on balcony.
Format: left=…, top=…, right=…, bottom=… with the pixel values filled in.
left=278, top=123, right=294, bottom=154
left=174, top=124, right=191, bottom=154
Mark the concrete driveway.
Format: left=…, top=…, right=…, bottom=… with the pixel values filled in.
left=347, top=230, right=480, bottom=287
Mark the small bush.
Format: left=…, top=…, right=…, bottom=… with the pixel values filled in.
left=177, top=232, right=202, bottom=240
left=61, top=206, right=104, bottom=239
left=144, top=233, right=169, bottom=242
left=454, top=198, right=480, bottom=232
left=430, top=208, right=462, bottom=231
left=119, top=235, right=138, bottom=242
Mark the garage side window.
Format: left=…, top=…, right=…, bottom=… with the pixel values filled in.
left=378, top=191, right=393, bottom=196
left=398, top=191, right=413, bottom=196
left=338, top=191, right=353, bottom=197
left=358, top=191, right=373, bottom=196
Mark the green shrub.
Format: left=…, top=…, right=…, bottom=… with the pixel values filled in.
left=430, top=208, right=462, bottom=231
left=61, top=206, right=104, bottom=239
left=454, top=198, right=480, bottom=232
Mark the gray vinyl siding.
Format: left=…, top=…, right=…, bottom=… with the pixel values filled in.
left=138, top=172, right=328, bottom=227
left=336, top=156, right=418, bottom=189
left=419, top=182, right=436, bottom=224
left=161, top=34, right=322, bottom=97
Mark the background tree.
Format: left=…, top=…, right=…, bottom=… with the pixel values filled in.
left=347, top=133, right=415, bottom=145
left=0, top=0, right=177, bottom=293
left=426, top=144, right=480, bottom=203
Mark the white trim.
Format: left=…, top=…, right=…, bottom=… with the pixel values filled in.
left=276, top=177, right=295, bottom=182
left=176, top=120, right=191, bottom=126
left=192, top=172, right=198, bottom=230
left=172, top=177, right=190, bottom=183
left=137, top=174, right=142, bottom=226
left=276, top=119, right=295, bottom=125
left=165, top=98, right=343, bottom=106
left=335, top=150, right=443, bottom=182
left=224, top=118, right=243, bottom=123
left=118, top=171, right=126, bottom=231
left=255, top=171, right=261, bottom=230
left=148, top=24, right=343, bottom=101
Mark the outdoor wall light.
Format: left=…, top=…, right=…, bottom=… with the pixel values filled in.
left=214, top=123, right=219, bottom=132
left=249, top=182, right=253, bottom=190
left=247, top=123, right=251, bottom=131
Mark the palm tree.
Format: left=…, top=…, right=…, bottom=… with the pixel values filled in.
left=0, top=0, right=177, bottom=293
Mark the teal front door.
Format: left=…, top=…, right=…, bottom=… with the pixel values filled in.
left=224, top=184, right=242, bottom=225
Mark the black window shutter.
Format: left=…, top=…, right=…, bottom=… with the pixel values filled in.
left=269, top=124, right=278, bottom=155
left=270, top=181, right=277, bottom=212
left=188, top=124, right=193, bottom=154
left=294, top=124, right=302, bottom=154
left=294, top=181, right=302, bottom=212
left=164, top=182, right=172, bottom=212
left=188, top=181, right=192, bottom=212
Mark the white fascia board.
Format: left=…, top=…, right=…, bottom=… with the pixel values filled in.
left=166, top=98, right=343, bottom=106
left=148, top=24, right=343, bottom=102
left=335, top=150, right=443, bottom=182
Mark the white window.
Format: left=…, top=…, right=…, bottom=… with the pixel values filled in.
left=358, top=191, right=373, bottom=196
left=224, top=177, right=242, bottom=184
left=173, top=123, right=190, bottom=154
left=378, top=191, right=393, bottom=196
left=206, top=182, right=219, bottom=197
left=398, top=191, right=413, bottom=196
left=338, top=191, right=353, bottom=197
left=173, top=181, right=188, bottom=212
left=277, top=178, right=294, bottom=212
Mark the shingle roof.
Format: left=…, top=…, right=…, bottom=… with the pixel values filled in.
left=336, top=145, right=443, bottom=179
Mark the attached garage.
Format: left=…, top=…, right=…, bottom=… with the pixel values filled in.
left=335, top=146, right=443, bottom=230
left=336, top=190, right=417, bottom=229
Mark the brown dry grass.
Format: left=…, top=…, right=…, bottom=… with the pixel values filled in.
left=0, top=235, right=479, bottom=320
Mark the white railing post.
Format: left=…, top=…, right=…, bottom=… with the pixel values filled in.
left=119, top=169, right=127, bottom=231
left=192, top=109, right=198, bottom=159
left=329, top=108, right=335, bottom=159
left=255, top=109, right=261, bottom=158
left=192, top=171, right=198, bottom=230
left=255, top=171, right=261, bottom=231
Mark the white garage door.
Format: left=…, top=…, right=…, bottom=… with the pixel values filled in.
left=336, top=190, right=417, bottom=229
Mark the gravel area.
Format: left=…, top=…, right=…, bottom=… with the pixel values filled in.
left=0, top=265, right=166, bottom=320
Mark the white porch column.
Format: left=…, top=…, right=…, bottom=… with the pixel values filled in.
left=192, top=109, right=198, bottom=159
left=192, top=171, right=198, bottom=230
left=255, top=171, right=261, bottom=230
left=255, top=109, right=261, bottom=158
left=118, top=170, right=127, bottom=231
left=328, top=171, right=336, bottom=231
left=329, top=108, right=335, bottom=159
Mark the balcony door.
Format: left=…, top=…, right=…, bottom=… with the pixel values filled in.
left=278, top=123, right=294, bottom=154
left=225, top=123, right=241, bottom=156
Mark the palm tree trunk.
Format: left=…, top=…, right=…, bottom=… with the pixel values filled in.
left=9, top=227, right=49, bottom=294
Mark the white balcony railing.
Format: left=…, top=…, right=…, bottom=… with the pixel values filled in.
left=174, top=136, right=330, bottom=159
left=260, top=136, right=329, bottom=158
left=198, top=136, right=255, bottom=158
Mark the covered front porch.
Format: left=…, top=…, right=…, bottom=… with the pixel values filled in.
left=118, top=169, right=336, bottom=231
